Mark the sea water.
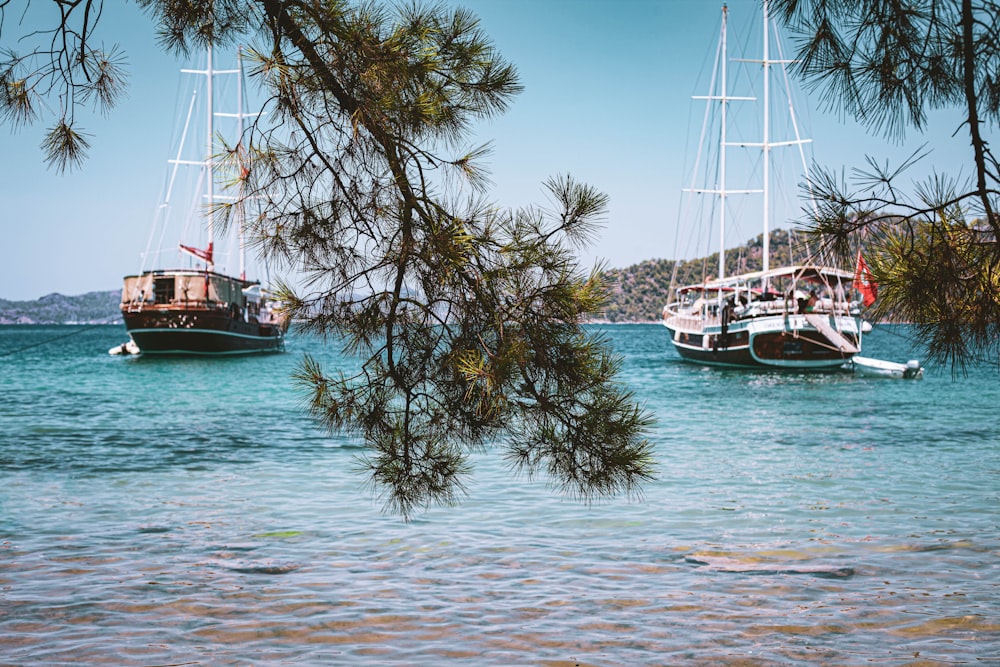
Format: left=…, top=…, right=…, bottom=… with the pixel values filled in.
left=0, top=324, right=997, bottom=665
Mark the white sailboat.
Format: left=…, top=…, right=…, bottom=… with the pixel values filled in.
left=118, top=46, right=287, bottom=355
left=662, top=1, right=863, bottom=370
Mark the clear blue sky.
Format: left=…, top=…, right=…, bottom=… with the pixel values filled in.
left=0, top=0, right=976, bottom=300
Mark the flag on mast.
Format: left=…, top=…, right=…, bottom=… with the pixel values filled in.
left=179, top=242, right=213, bottom=265
left=853, top=250, right=878, bottom=307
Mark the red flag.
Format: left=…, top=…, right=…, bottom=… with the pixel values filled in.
left=853, top=250, right=878, bottom=307
left=179, top=242, right=213, bottom=265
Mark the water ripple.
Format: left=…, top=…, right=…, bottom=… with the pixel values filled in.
left=1, top=325, right=998, bottom=665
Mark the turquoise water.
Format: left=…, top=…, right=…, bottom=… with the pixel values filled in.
left=1, top=324, right=997, bottom=665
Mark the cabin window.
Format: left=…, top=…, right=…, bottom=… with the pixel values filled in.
left=153, top=277, right=175, bottom=304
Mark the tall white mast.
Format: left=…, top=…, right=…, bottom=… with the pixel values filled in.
left=733, top=0, right=810, bottom=277
left=718, top=4, right=728, bottom=281
left=762, top=0, right=771, bottom=273
left=206, top=42, right=215, bottom=272
left=175, top=49, right=249, bottom=275
left=237, top=46, right=246, bottom=281
left=688, top=4, right=757, bottom=283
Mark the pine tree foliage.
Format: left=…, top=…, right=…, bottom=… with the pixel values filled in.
left=773, top=0, right=1000, bottom=371
left=0, top=1, right=127, bottom=172
left=0, top=1, right=655, bottom=517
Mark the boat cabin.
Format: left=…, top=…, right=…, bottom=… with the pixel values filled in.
left=665, top=265, right=859, bottom=330
left=122, top=269, right=255, bottom=312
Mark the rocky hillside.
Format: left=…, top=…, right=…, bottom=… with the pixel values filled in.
left=1, top=230, right=817, bottom=325
left=598, top=229, right=812, bottom=322
left=0, top=291, right=122, bottom=324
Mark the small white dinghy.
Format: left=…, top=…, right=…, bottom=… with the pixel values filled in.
left=850, top=356, right=923, bottom=379
left=109, top=340, right=141, bottom=356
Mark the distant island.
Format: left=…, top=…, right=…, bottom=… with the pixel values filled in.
left=2, top=230, right=813, bottom=325
left=0, top=291, right=122, bottom=325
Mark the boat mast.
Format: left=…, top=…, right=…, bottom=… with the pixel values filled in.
left=173, top=49, right=251, bottom=277
left=206, top=42, right=215, bottom=272
left=688, top=4, right=756, bottom=284
left=709, top=4, right=756, bottom=282
left=738, top=0, right=811, bottom=278
left=762, top=0, right=771, bottom=274
left=237, top=46, right=246, bottom=281
left=718, top=3, right=728, bottom=282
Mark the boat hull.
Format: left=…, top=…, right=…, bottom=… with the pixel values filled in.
left=663, top=315, right=859, bottom=370
left=123, top=308, right=284, bottom=355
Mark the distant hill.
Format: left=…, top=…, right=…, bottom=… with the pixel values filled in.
left=598, top=229, right=815, bottom=322
left=0, top=291, right=122, bottom=324
left=0, top=229, right=817, bottom=325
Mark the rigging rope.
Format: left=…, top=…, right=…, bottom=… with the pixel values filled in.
left=0, top=321, right=118, bottom=358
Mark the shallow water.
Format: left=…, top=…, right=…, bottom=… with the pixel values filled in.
left=1, top=324, right=998, bottom=665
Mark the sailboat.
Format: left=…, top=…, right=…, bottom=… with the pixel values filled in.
left=662, top=2, right=862, bottom=370
left=118, top=46, right=287, bottom=355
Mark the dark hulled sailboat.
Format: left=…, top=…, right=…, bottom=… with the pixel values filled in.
left=119, top=46, right=286, bottom=355
left=661, top=2, right=862, bottom=370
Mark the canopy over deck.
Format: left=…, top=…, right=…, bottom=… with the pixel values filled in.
left=674, top=265, right=855, bottom=295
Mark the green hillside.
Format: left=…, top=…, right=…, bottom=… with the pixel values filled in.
left=598, top=229, right=817, bottom=322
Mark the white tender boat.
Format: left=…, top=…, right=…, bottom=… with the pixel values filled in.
left=850, top=356, right=923, bottom=379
